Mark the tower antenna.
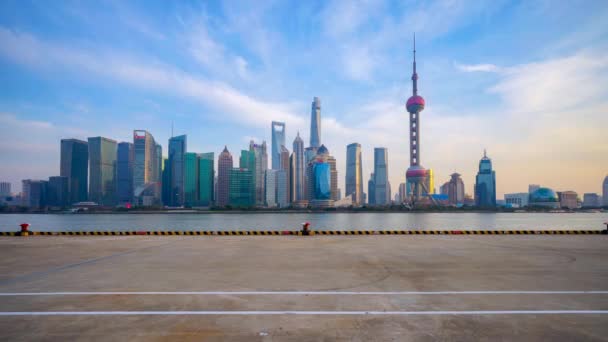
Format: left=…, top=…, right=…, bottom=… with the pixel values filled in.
left=171, top=121, right=174, bottom=138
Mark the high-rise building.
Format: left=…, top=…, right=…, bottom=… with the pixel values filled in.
left=292, top=133, right=305, bottom=201
left=346, top=143, right=363, bottom=205
left=447, top=173, right=465, bottom=205
left=582, top=193, right=601, bottom=208
left=183, top=152, right=198, bottom=207
left=0, top=182, right=10, bottom=196
left=47, top=176, right=68, bottom=207
left=162, top=158, right=171, bottom=206
left=133, top=130, right=160, bottom=205
left=474, top=150, right=497, bottom=207
left=276, top=145, right=291, bottom=207
left=327, top=154, right=339, bottom=201
left=217, top=146, right=233, bottom=207
left=559, top=191, right=578, bottom=209
left=289, top=152, right=296, bottom=203
left=88, top=137, right=117, bottom=206
left=305, top=145, right=334, bottom=207
left=603, top=176, right=608, bottom=206
left=373, top=147, right=390, bottom=205
left=271, top=122, right=285, bottom=170
left=368, top=173, right=375, bottom=205
left=60, top=138, right=88, bottom=204
left=249, top=141, right=268, bottom=205
left=168, top=135, right=187, bottom=206
left=155, top=144, right=162, bottom=185
left=198, top=153, right=214, bottom=206
left=229, top=168, right=255, bottom=207
left=239, top=150, right=256, bottom=205
left=398, top=183, right=407, bottom=203
left=265, top=169, right=277, bottom=207
left=405, top=35, right=431, bottom=204
left=21, top=179, right=47, bottom=208
left=310, top=97, right=321, bottom=148
left=117, top=142, right=134, bottom=205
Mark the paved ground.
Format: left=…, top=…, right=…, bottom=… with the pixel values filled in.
left=0, top=235, right=607, bottom=341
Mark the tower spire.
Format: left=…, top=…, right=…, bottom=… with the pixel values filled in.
left=412, top=32, right=418, bottom=96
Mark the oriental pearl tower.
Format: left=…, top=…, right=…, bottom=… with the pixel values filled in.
left=405, top=34, right=431, bottom=203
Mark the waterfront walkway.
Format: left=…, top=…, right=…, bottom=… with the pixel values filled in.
left=0, top=235, right=607, bottom=340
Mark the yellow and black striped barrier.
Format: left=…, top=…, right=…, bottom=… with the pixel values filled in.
left=0, top=229, right=606, bottom=236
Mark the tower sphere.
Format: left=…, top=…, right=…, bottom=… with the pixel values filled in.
left=406, top=95, right=425, bottom=113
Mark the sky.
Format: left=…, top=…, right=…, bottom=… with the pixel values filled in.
left=0, top=0, right=607, bottom=197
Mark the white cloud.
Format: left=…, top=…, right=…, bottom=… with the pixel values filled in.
left=0, top=27, right=303, bottom=129
left=455, top=63, right=502, bottom=73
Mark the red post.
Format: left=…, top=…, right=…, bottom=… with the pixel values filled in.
left=20, top=223, right=30, bottom=232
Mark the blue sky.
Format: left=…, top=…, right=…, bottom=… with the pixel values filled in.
left=1, top=0, right=607, bottom=197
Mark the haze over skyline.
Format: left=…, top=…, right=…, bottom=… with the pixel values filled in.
left=1, top=0, right=607, bottom=196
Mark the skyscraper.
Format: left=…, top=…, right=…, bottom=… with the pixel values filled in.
left=265, top=169, right=277, bottom=207
left=249, top=140, right=268, bottom=205
left=447, top=173, right=465, bottom=205
left=276, top=145, right=290, bottom=207
left=373, top=147, right=390, bottom=205
left=405, top=35, right=431, bottom=203
left=229, top=168, right=255, bottom=207
left=305, top=145, right=335, bottom=207
left=271, top=121, right=286, bottom=170
left=21, top=179, right=47, bottom=208
left=155, top=144, right=162, bottom=185
left=0, top=182, right=10, bottom=196
left=117, top=142, right=134, bottom=205
left=198, top=152, right=214, bottom=206
left=60, top=138, right=88, bottom=204
left=162, top=158, right=170, bottom=206
left=47, top=176, right=68, bottom=207
left=310, top=97, right=321, bottom=148
left=368, top=173, right=375, bottom=205
left=168, top=135, right=187, bottom=206
left=217, top=146, right=233, bottom=207
left=88, top=137, right=117, bottom=205
left=603, top=176, right=608, bottom=206
left=345, top=143, right=363, bottom=205
left=474, top=150, right=497, bottom=207
left=183, top=152, right=198, bottom=207
left=133, top=130, right=160, bottom=205
left=292, top=133, right=305, bottom=201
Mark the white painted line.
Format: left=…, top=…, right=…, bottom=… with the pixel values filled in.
left=0, top=310, right=606, bottom=316
left=0, top=291, right=607, bottom=296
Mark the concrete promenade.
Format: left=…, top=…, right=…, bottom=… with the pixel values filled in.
left=0, top=235, right=607, bottom=341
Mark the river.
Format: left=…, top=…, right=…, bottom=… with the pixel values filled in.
left=0, top=212, right=607, bottom=231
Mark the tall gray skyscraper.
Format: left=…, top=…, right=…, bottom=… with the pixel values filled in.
left=345, top=143, right=363, bottom=205
left=271, top=121, right=286, bottom=170
left=373, top=147, right=390, bottom=205
left=168, top=135, right=187, bottom=206
left=117, top=142, right=134, bottom=205
left=310, top=97, right=321, bottom=148
left=249, top=140, right=268, bottom=205
left=88, top=137, right=117, bottom=205
left=292, top=132, right=305, bottom=201
left=60, top=138, right=88, bottom=204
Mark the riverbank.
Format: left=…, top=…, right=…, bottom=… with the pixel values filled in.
left=0, top=235, right=606, bottom=340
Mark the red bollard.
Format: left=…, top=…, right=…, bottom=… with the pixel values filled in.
left=19, top=223, right=30, bottom=236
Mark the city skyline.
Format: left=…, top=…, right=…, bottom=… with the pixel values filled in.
left=1, top=1, right=607, bottom=197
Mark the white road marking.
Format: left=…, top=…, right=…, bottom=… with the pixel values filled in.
left=0, top=291, right=607, bottom=296
left=0, top=310, right=606, bottom=316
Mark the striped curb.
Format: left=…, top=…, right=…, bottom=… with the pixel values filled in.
left=0, top=230, right=606, bottom=236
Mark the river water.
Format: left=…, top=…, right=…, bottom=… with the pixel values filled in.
left=0, top=212, right=607, bottom=231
